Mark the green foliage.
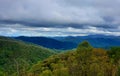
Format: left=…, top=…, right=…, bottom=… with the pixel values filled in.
left=0, top=71, right=5, bottom=76
left=0, top=37, right=56, bottom=76
left=77, top=41, right=93, bottom=50
left=108, top=47, right=120, bottom=63
left=40, top=70, right=52, bottom=76
left=107, top=47, right=120, bottom=76
left=29, top=41, right=120, bottom=76
left=1, top=37, right=120, bottom=76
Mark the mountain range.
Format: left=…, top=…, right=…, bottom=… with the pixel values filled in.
left=0, top=36, right=120, bottom=76
left=14, top=35, right=120, bottom=50
left=14, top=36, right=77, bottom=50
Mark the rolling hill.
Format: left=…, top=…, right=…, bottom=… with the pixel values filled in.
left=14, top=35, right=120, bottom=50
left=0, top=36, right=56, bottom=75
left=14, top=36, right=77, bottom=50
left=28, top=41, right=120, bottom=76
left=0, top=36, right=120, bottom=76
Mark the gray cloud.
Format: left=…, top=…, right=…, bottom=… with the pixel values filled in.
left=0, top=24, right=119, bottom=36
left=0, top=0, right=120, bottom=36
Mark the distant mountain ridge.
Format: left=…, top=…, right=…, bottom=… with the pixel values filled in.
left=14, top=36, right=77, bottom=50
left=52, top=35, right=120, bottom=48
left=14, top=35, right=120, bottom=49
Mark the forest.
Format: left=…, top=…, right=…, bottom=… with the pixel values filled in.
left=28, top=41, right=120, bottom=76
left=0, top=37, right=120, bottom=76
left=0, top=0, right=120, bottom=75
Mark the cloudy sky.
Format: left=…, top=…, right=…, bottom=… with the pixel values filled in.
left=0, top=0, right=120, bottom=36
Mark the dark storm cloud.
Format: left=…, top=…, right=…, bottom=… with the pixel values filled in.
left=0, top=20, right=118, bottom=29
left=0, top=0, right=120, bottom=36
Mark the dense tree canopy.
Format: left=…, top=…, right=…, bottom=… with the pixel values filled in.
left=0, top=37, right=120, bottom=76
left=29, top=41, right=120, bottom=76
left=0, top=37, right=56, bottom=76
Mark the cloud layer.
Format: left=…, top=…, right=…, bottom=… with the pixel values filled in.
left=0, top=0, right=120, bottom=36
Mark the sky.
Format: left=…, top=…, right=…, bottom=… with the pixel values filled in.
left=0, top=0, right=120, bottom=36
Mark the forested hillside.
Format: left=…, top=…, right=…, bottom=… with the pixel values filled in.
left=0, top=37, right=56, bottom=76
left=28, top=41, right=120, bottom=76
left=1, top=36, right=120, bottom=76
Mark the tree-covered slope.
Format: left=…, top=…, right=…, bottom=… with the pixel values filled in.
left=1, top=36, right=120, bottom=76
left=0, top=36, right=56, bottom=76
left=29, top=41, right=120, bottom=76
left=14, top=36, right=77, bottom=50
